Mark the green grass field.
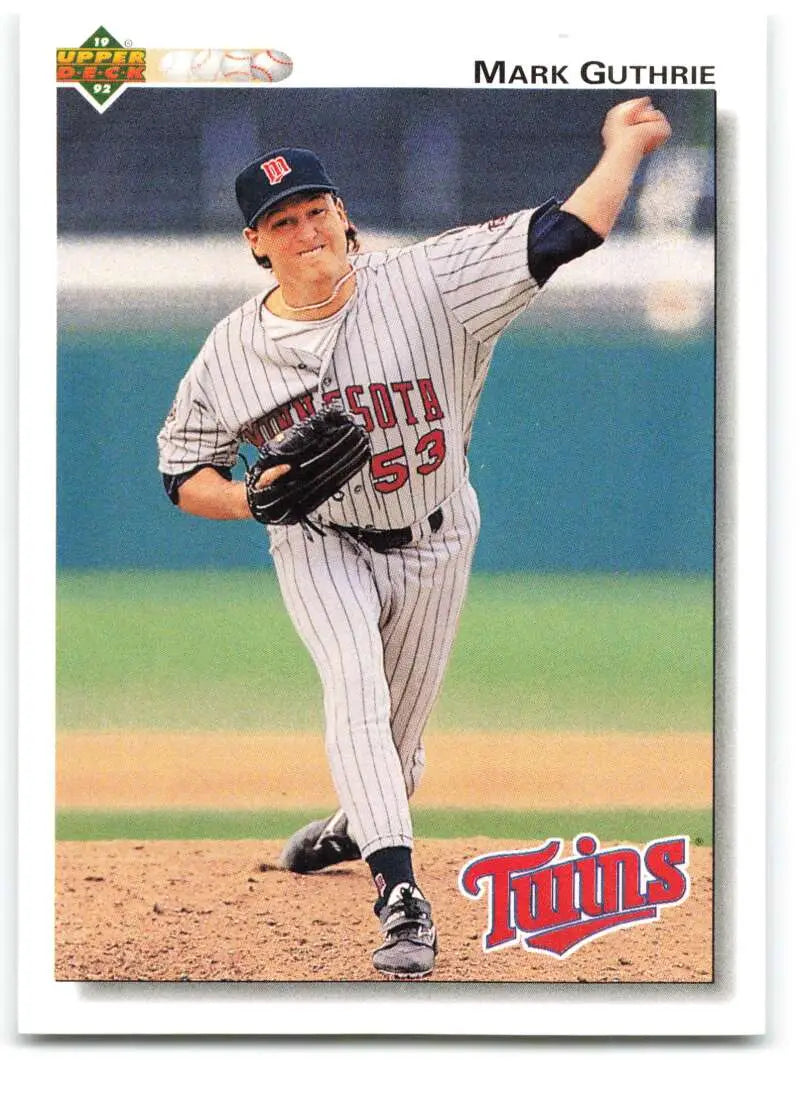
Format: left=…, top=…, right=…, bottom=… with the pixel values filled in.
left=56, top=806, right=712, bottom=845
left=57, top=569, right=712, bottom=735
left=56, top=570, right=712, bottom=843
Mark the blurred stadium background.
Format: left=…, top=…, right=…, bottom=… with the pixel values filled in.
left=56, top=88, right=714, bottom=756
left=57, top=87, right=713, bottom=574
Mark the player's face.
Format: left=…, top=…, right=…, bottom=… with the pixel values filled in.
left=243, top=192, right=350, bottom=284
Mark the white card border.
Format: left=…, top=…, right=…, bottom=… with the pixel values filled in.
left=17, top=4, right=767, bottom=1037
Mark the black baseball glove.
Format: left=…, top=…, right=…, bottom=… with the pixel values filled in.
left=244, top=406, right=371, bottom=528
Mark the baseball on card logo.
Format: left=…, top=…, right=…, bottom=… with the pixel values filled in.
left=458, top=833, right=690, bottom=957
left=56, top=26, right=145, bottom=113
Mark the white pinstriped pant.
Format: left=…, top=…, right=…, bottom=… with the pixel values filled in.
left=268, top=481, right=480, bottom=856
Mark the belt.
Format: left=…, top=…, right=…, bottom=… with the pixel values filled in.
left=330, top=508, right=443, bottom=552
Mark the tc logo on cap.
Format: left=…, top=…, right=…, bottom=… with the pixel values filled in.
left=260, top=155, right=292, bottom=185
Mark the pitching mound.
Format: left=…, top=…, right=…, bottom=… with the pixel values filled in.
left=56, top=838, right=712, bottom=983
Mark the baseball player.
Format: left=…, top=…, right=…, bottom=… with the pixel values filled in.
left=157, top=97, right=671, bottom=979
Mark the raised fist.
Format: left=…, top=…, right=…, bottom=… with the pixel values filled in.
left=601, top=96, right=672, bottom=157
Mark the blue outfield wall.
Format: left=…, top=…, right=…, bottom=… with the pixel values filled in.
left=56, top=319, right=713, bottom=572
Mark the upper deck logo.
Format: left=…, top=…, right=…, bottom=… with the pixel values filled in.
left=56, top=26, right=146, bottom=113
left=459, top=833, right=690, bottom=957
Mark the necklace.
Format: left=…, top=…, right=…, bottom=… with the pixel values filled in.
left=280, top=267, right=356, bottom=314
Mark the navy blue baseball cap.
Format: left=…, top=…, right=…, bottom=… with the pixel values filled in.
left=235, top=148, right=338, bottom=228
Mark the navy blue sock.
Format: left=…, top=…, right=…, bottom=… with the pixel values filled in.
left=365, top=846, right=416, bottom=912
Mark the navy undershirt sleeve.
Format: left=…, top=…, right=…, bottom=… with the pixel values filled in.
left=527, top=198, right=604, bottom=288
left=162, top=463, right=233, bottom=505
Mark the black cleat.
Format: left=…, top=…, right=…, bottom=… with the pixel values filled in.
left=278, top=809, right=361, bottom=873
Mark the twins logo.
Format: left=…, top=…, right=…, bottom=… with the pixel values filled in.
left=458, top=833, right=690, bottom=957
left=261, top=155, right=292, bottom=185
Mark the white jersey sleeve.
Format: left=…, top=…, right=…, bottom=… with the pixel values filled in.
left=157, top=344, right=241, bottom=476
left=424, top=208, right=538, bottom=346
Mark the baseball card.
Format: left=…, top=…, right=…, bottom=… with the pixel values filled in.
left=17, top=4, right=767, bottom=1039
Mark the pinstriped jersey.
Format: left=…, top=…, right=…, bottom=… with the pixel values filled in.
left=158, top=207, right=541, bottom=530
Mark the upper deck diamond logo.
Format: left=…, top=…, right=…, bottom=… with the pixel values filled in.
left=56, top=26, right=146, bottom=113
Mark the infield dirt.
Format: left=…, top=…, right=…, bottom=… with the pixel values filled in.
left=56, top=729, right=712, bottom=811
left=56, top=838, right=711, bottom=983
